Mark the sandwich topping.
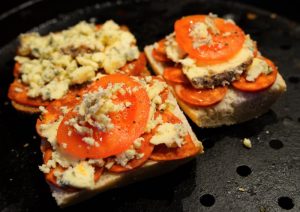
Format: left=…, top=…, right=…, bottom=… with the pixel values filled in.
left=12, top=20, right=140, bottom=101
left=37, top=74, right=201, bottom=189
left=151, top=14, right=278, bottom=107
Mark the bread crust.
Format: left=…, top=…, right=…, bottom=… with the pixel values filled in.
left=52, top=159, right=192, bottom=207
left=144, top=45, right=287, bottom=128
left=11, top=101, right=40, bottom=113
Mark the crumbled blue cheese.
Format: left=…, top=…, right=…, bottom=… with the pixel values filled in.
left=82, top=137, right=96, bottom=146
left=88, top=159, right=105, bottom=167
left=133, top=137, right=144, bottom=149
left=16, top=20, right=140, bottom=100
left=39, top=116, right=64, bottom=148
left=105, top=161, right=115, bottom=170
left=189, top=22, right=212, bottom=48
left=39, top=106, right=48, bottom=114
left=165, top=33, right=186, bottom=62
left=246, top=58, right=272, bottom=82
left=143, top=78, right=169, bottom=132
left=64, top=83, right=128, bottom=146
left=150, top=123, right=187, bottom=148
left=242, top=138, right=252, bottom=149
left=51, top=150, right=80, bottom=168
left=59, top=161, right=95, bottom=189
left=39, top=164, right=51, bottom=174
left=115, top=149, right=137, bottom=167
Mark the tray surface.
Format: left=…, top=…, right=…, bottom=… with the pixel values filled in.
left=0, top=0, right=299, bottom=211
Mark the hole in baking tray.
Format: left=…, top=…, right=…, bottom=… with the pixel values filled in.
left=236, top=165, right=252, bottom=177
left=288, top=76, right=300, bottom=84
left=280, top=44, right=292, bottom=50
left=200, top=194, right=215, bottom=207
left=269, top=139, right=283, bottom=149
left=278, top=197, right=294, bottom=210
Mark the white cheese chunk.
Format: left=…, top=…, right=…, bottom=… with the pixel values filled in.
left=115, top=149, right=137, bottom=167
left=165, top=33, right=186, bottom=62
left=39, top=116, right=63, bottom=148
left=150, top=123, right=187, bottom=148
left=59, top=161, right=95, bottom=189
left=246, top=57, right=272, bottom=82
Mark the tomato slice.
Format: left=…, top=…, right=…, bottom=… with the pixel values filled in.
left=151, top=39, right=171, bottom=63
left=13, top=62, right=21, bottom=77
left=109, top=132, right=154, bottom=172
left=119, top=53, right=147, bottom=76
left=163, top=67, right=189, bottom=84
left=232, top=57, right=278, bottom=92
left=175, top=15, right=245, bottom=65
left=174, top=84, right=228, bottom=107
left=57, top=74, right=150, bottom=159
left=150, top=111, right=201, bottom=160
left=8, top=80, right=50, bottom=107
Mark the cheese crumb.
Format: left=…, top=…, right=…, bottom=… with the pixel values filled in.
left=238, top=187, right=246, bottom=192
left=59, top=162, right=95, bottom=189
left=243, top=138, right=252, bottom=149
left=105, top=161, right=115, bottom=170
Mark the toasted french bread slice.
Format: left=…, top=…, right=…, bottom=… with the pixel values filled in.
left=8, top=21, right=150, bottom=114
left=48, top=90, right=202, bottom=207
left=145, top=45, right=287, bottom=128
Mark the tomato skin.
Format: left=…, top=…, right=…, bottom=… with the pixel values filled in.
left=163, top=67, right=189, bottom=84
left=120, top=53, right=147, bottom=76
left=232, top=57, right=278, bottom=92
left=57, top=74, right=150, bottom=159
left=174, top=84, right=228, bottom=107
left=152, top=39, right=171, bottom=63
left=175, top=15, right=245, bottom=65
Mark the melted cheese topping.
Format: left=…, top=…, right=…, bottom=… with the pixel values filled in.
left=59, top=161, right=95, bottom=189
left=150, top=123, right=187, bottom=147
left=16, top=20, right=139, bottom=100
left=179, top=35, right=254, bottom=80
left=246, top=58, right=273, bottom=82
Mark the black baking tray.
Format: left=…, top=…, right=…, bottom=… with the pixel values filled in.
left=0, top=0, right=299, bottom=211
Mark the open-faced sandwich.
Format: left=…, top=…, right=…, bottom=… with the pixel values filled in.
left=8, top=20, right=149, bottom=113
left=145, top=14, right=286, bottom=127
left=36, top=74, right=203, bottom=207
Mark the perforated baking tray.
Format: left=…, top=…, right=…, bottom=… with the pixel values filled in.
left=0, top=0, right=299, bottom=211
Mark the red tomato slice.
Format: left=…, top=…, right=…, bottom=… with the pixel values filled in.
left=119, top=53, right=147, bottom=76
left=163, top=67, right=189, bottom=84
left=174, top=84, right=228, bottom=107
left=175, top=15, right=245, bottom=65
left=57, top=74, right=150, bottom=159
left=232, top=57, right=278, bottom=92
left=152, top=39, right=171, bottom=63
left=8, top=80, right=50, bottom=107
